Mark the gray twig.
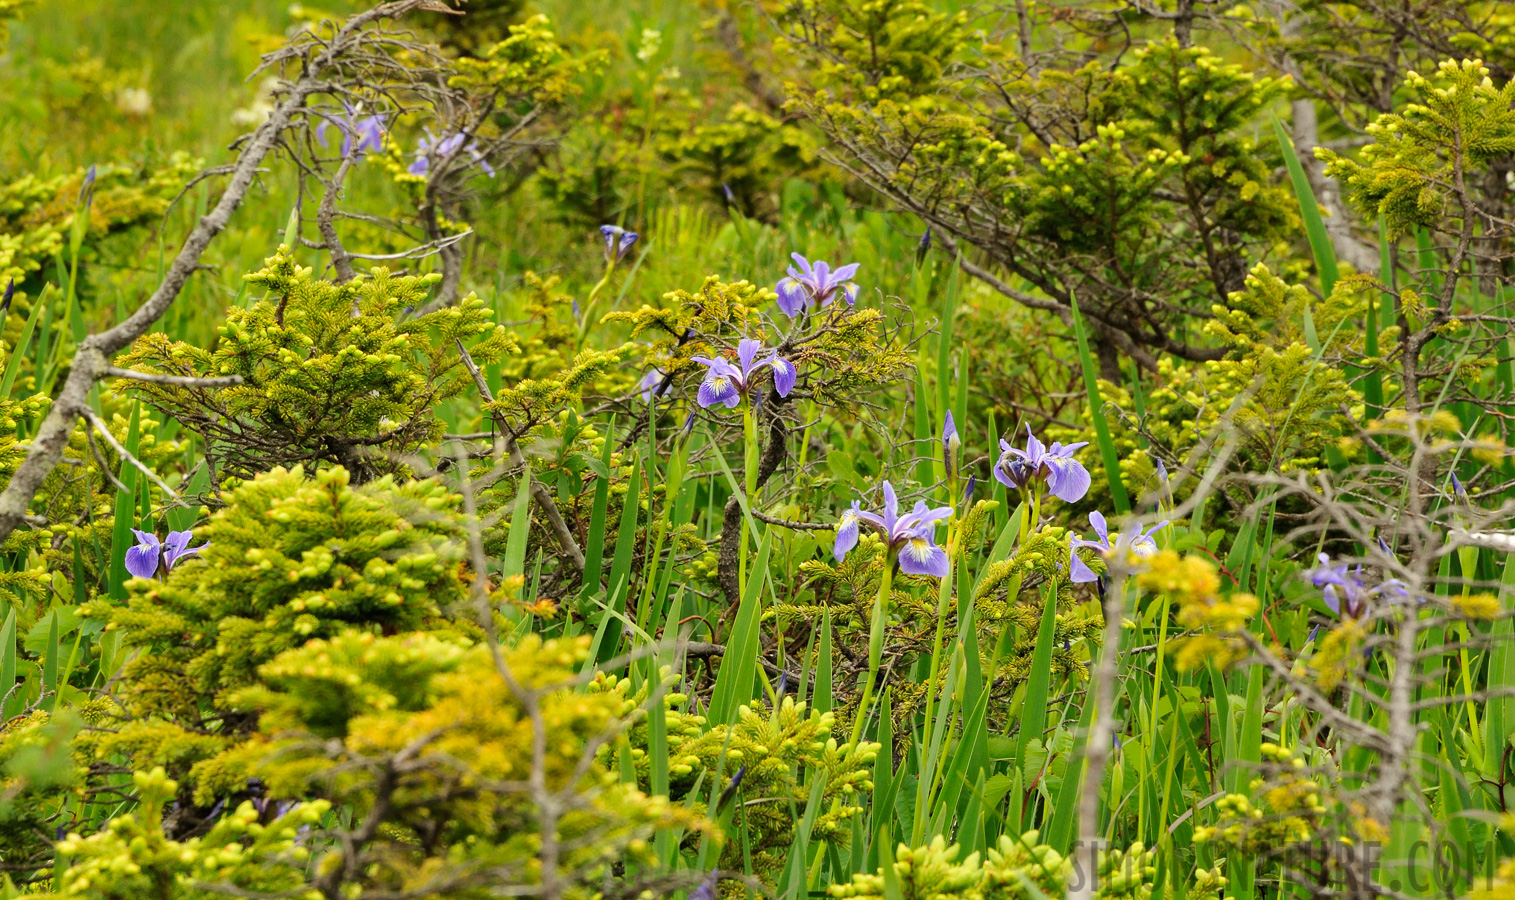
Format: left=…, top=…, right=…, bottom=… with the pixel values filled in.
left=0, top=0, right=439, bottom=545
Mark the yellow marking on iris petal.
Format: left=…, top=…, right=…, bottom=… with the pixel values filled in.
left=906, top=537, right=933, bottom=561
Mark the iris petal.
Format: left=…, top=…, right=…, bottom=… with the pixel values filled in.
left=124, top=542, right=160, bottom=580
left=834, top=508, right=861, bottom=561
left=898, top=536, right=950, bottom=578
left=1069, top=544, right=1100, bottom=584
left=775, top=278, right=807, bottom=317
left=1048, top=459, right=1092, bottom=502
left=769, top=356, right=797, bottom=397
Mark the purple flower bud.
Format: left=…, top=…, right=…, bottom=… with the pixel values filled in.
left=722, top=182, right=736, bottom=205
left=942, top=410, right=960, bottom=470
left=1154, top=457, right=1168, bottom=484
left=1451, top=472, right=1466, bottom=498
left=915, top=226, right=932, bottom=266
left=0, top=279, right=13, bottom=313
left=78, top=165, right=97, bottom=206
left=600, top=225, right=638, bottom=264
left=962, top=473, right=976, bottom=506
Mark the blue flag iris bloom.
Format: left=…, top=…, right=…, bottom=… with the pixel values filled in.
left=834, top=481, right=952, bottom=578
left=124, top=529, right=208, bottom=581
left=774, top=253, right=859, bottom=317
left=690, top=338, right=796, bottom=409
left=1068, top=511, right=1169, bottom=584
left=993, top=425, right=1091, bottom=502
left=408, top=129, right=495, bottom=178
left=317, top=103, right=386, bottom=158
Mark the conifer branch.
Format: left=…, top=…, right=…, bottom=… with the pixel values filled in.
left=0, top=0, right=438, bottom=545
left=454, top=339, right=587, bottom=575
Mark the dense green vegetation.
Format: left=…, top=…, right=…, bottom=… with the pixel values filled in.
left=0, top=0, right=1513, bottom=897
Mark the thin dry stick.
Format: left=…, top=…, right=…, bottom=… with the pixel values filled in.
left=454, top=338, right=586, bottom=574
left=1070, top=571, right=1127, bottom=900
left=103, top=367, right=243, bottom=388
left=317, top=155, right=358, bottom=283
left=82, top=409, right=182, bottom=502
left=0, top=0, right=433, bottom=544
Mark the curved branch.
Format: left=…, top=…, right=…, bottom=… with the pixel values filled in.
left=0, top=0, right=437, bottom=545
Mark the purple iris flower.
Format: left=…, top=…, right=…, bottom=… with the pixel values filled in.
left=408, top=130, right=494, bottom=178
left=943, top=411, right=960, bottom=465
left=993, top=425, right=1091, bottom=502
left=1306, top=553, right=1411, bottom=619
left=690, top=338, right=796, bottom=409
left=124, top=529, right=208, bottom=580
left=638, top=368, right=669, bottom=404
left=317, top=104, right=386, bottom=158
left=774, top=253, right=859, bottom=317
left=1068, top=512, right=1169, bottom=584
left=834, top=481, right=952, bottom=578
left=599, top=225, right=638, bottom=264
left=1308, top=554, right=1371, bottom=619
left=690, top=871, right=720, bottom=900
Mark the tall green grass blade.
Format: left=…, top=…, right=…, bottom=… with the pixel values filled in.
left=1014, top=586, right=1061, bottom=770
left=815, top=608, right=834, bottom=715
left=595, top=454, right=642, bottom=663
left=1, top=284, right=52, bottom=398
left=1482, top=554, right=1515, bottom=777
left=106, top=402, right=142, bottom=602
left=0, top=609, right=15, bottom=720
left=1272, top=116, right=1338, bottom=315
left=1044, top=670, right=1098, bottom=854
left=41, top=611, right=58, bottom=712
left=579, top=418, right=616, bottom=597
left=869, top=689, right=897, bottom=870
left=502, top=470, right=533, bottom=583
left=706, top=533, right=770, bottom=726
left=935, top=263, right=960, bottom=434
left=914, top=370, right=933, bottom=488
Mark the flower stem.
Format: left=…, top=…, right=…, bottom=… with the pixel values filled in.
left=739, top=404, right=758, bottom=594
left=849, top=557, right=894, bottom=747
left=575, top=259, right=617, bottom=348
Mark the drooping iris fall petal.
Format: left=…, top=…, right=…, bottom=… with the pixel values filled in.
left=123, top=530, right=161, bottom=580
